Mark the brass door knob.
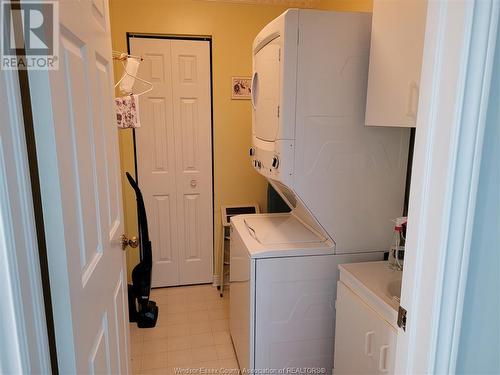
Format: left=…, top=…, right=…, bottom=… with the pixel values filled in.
left=121, top=234, right=139, bottom=250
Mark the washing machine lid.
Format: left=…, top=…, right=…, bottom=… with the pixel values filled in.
left=243, top=214, right=325, bottom=245
left=231, top=213, right=334, bottom=259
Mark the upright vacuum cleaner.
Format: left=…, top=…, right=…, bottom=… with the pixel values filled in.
left=126, top=172, right=158, bottom=328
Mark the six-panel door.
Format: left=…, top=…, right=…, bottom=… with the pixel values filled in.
left=30, top=0, right=129, bottom=373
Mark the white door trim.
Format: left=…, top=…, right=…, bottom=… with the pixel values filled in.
left=0, top=70, right=52, bottom=373
left=395, top=1, right=499, bottom=373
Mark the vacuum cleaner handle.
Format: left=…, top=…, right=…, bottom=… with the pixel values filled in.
left=126, top=172, right=141, bottom=196
left=125, top=172, right=151, bottom=269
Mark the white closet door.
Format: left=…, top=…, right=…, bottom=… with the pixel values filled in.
left=132, top=38, right=213, bottom=287
left=171, top=39, right=213, bottom=285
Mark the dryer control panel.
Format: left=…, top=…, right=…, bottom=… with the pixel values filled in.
left=250, top=138, right=294, bottom=188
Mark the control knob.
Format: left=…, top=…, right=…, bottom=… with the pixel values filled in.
left=271, top=156, right=279, bottom=169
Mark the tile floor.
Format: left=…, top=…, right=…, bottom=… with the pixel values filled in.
left=129, top=284, right=238, bottom=375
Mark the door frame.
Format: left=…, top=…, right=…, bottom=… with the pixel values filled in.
left=124, top=33, right=216, bottom=285
left=0, top=68, right=53, bottom=375
left=0, top=5, right=59, bottom=370
left=395, top=0, right=499, bottom=373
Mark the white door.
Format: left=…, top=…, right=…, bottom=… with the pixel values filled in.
left=27, top=1, right=129, bottom=374
left=131, top=37, right=214, bottom=287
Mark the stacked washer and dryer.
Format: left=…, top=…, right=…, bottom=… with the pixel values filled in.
left=229, top=9, right=410, bottom=373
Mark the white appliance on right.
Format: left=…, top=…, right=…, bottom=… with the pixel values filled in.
left=230, top=8, right=410, bottom=373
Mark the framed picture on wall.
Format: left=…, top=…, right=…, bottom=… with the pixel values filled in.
left=231, top=76, right=252, bottom=100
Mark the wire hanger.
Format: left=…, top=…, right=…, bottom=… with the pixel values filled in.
left=113, top=51, right=153, bottom=96
left=112, top=51, right=143, bottom=62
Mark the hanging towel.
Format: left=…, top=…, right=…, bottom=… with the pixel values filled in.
left=115, top=94, right=141, bottom=129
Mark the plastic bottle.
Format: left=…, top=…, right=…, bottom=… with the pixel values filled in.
left=388, top=217, right=407, bottom=270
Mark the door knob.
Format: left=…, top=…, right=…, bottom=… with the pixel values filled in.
left=190, top=179, right=197, bottom=188
left=121, top=234, right=138, bottom=250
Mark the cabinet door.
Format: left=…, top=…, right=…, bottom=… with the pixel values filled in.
left=372, top=316, right=397, bottom=374
left=334, top=282, right=379, bottom=374
left=334, top=282, right=397, bottom=374
left=365, top=0, right=427, bottom=128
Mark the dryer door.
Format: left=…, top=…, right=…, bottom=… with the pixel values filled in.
left=253, top=37, right=281, bottom=142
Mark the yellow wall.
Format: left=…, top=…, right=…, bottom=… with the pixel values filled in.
left=317, top=0, right=373, bottom=12
left=110, top=0, right=372, bottom=281
left=109, top=0, right=293, bottom=281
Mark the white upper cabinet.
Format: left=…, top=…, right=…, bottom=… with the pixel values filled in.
left=365, top=0, right=428, bottom=128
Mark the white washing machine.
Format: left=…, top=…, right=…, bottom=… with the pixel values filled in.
left=230, top=8, right=410, bottom=374
left=229, top=214, right=382, bottom=372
